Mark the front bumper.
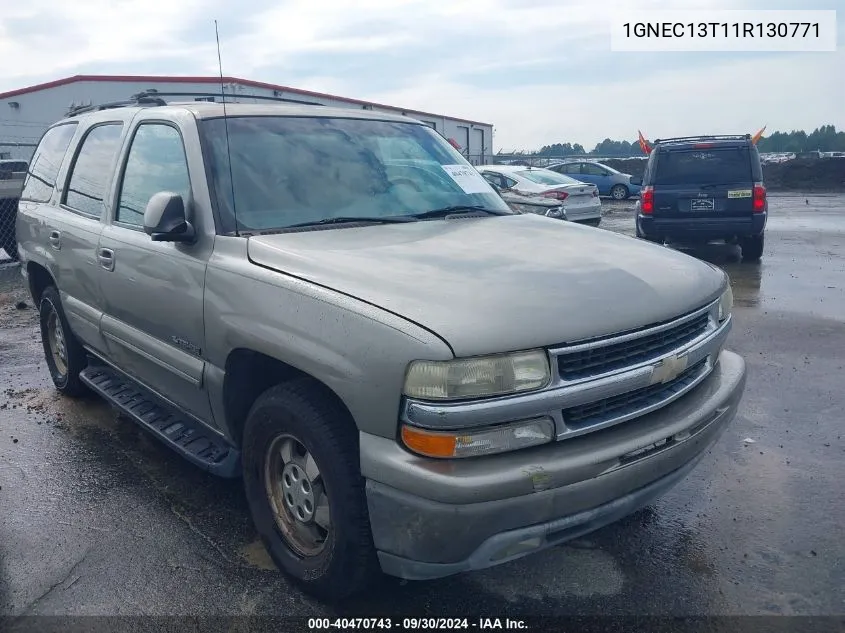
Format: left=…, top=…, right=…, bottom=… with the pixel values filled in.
left=362, top=349, right=746, bottom=580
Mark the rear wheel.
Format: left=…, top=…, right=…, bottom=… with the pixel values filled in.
left=610, top=184, right=629, bottom=200
left=39, top=286, right=88, bottom=396
left=740, top=233, right=764, bottom=262
left=242, top=380, right=380, bottom=600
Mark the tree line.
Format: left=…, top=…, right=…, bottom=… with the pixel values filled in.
left=526, top=125, right=845, bottom=157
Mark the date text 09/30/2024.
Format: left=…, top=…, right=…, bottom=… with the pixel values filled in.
left=308, top=618, right=527, bottom=630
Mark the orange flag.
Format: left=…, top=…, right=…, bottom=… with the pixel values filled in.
left=751, top=125, right=766, bottom=145
left=637, top=130, right=652, bottom=155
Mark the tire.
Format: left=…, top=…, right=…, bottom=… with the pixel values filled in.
left=242, top=379, right=380, bottom=601
left=610, top=184, right=629, bottom=200
left=740, top=233, right=764, bottom=262
left=39, top=286, right=88, bottom=396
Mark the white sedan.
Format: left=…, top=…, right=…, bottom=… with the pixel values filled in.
left=477, top=165, right=602, bottom=225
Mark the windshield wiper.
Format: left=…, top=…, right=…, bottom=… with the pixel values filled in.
left=283, top=215, right=418, bottom=229
left=408, top=205, right=509, bottom=219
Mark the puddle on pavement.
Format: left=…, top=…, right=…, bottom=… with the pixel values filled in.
left=5, top=385, right=109, bottom=422
left=238, top=538, right=278, bottom=571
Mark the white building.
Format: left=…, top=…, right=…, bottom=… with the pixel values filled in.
left=0, top=74, right=494, bottom=164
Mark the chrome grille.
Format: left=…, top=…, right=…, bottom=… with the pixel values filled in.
left=562, top=359, right=708, bottom=429
left=557, top=312, right=710, bottom=381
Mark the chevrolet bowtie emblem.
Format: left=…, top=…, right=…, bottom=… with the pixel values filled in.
left=650, top=353, right=689, bottom=385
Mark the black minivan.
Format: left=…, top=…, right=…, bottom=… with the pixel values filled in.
left=633, top=135, right=767, bottom=262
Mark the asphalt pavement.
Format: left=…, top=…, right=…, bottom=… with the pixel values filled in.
left=0, top=193, right=843, bottom=620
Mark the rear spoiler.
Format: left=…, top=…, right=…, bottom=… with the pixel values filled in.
left=637, top=126, right=767, bottom=155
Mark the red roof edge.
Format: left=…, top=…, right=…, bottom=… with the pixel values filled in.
left=0, top=74, right=493, bottom=127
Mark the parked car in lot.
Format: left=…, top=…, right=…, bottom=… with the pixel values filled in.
left=547, top=160, right=640, bottom=200
left=0, top=159, right=27, bottom=259
left=495, top=187, right=565, bottom=219
left=17, top=98, right=746, bottom=600
left=477, top=165, right=602, bottom=225
left=633, top=134, right=767, bottom=262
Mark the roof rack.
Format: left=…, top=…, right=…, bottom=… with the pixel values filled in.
left=63, top=90, right=325, bottom=118
left=654, top=134, right=752, bottom=144
left=134, top=91, right=325, bottom=106
left=65, top=95, right=167, bottom=118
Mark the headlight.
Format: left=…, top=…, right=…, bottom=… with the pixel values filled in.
left=403, top=350, right=551, bottom=400
left=718, top=284, right=733, bottom=322
left=401, top=417, right=555, bottom=459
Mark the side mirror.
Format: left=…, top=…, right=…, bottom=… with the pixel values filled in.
left=630, top=176, right=642, bottom=186
left=143, top=192, right=195, bottom=242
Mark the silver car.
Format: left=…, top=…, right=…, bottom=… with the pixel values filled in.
left=478, top=164, right=602, bottom=225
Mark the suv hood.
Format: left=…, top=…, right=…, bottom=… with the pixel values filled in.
left=247, top=215, right=725, bottom=357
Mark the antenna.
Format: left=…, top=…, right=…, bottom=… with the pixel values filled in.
left=215, top=20, right=239, bottom=236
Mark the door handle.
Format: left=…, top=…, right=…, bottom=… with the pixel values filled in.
left=98, top=248, right=115, bottom=271
left=48, top=230, right=61, bottom=250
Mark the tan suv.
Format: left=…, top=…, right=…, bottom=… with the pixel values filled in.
left=17, top=95, right=746, bottom=599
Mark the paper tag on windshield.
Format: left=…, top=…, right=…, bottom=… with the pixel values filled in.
left=441, top=164, right=492, bottom=194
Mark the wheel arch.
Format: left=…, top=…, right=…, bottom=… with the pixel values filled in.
left=221, top=348, right=357, bottom=449
left=27, top=261, right=55, bottom=303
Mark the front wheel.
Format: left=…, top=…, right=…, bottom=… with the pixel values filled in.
left=740, top=233, right=764, bottom=262
left=242, top=380, right=380, bottom=601
left=610, top=184, right=629, bottom=200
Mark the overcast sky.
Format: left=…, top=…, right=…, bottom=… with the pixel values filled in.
left=0, top=0, right=842, bottom=150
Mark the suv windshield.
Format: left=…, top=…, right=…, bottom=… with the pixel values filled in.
left=201, top=116, right=510, bottom=232
left=653, top=147, right=752, bottom=186
left=516, top=169, right=581, bottom=186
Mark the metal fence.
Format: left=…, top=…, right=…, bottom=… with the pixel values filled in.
left=1, top=143, right=35, bottom=263
left=1, top=198, right=20, bottom=263
left=491, top=154, right=649, bottom=166
left=0, top=142, right=36, bottom=162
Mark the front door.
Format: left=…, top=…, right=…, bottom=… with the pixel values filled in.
left=96, top=122, right=213, bottom=422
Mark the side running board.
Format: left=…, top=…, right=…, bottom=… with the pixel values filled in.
left=79, top=363, right=240, bottom=478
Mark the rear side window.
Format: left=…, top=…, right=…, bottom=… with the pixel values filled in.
left=517, top=169, right=581, bottom=186
left=653, top=147, right=752, bottom=186
left=64, top=123, right=124, bottom=217
left=20, top=124, right=78, bottom=202
left=581, top=163, right=607, bottom=176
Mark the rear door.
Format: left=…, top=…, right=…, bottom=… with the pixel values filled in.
left=651, top=145, right=755, bottom=218
left=29, top=122, right=127, bottom=354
